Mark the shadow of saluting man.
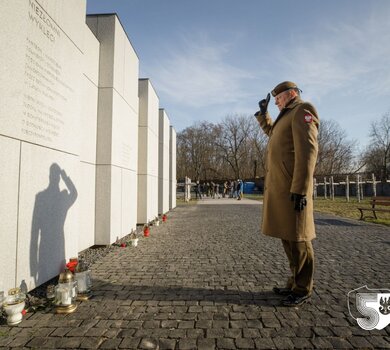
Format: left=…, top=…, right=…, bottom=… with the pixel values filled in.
left=30, top=163, right=78, bottom=286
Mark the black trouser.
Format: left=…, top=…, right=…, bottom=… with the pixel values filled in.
left=281, top=239, right=314, bottom=296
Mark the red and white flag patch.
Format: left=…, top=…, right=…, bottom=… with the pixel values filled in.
left=304, top=114, right=313, bottom=123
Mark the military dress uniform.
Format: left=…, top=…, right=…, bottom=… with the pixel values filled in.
left=256, top=81, right=320, bottom=305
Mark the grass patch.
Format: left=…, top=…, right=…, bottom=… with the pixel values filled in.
left=244, top=194, right=264, bottom=201
left=314, top=197, right=390, bottom=226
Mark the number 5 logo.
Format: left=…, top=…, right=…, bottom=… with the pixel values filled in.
left=348, top=286, right=390, bottom=330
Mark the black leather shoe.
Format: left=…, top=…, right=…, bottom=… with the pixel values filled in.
left=282, top=293, right=310, bottom=307
left=272, top=287, right=292, bottom=296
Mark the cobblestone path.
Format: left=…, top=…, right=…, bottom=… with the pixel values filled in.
left=1, top=198, right=390, bottom=349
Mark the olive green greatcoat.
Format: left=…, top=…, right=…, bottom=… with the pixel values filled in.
left=256, top=97, right=319, bottom=241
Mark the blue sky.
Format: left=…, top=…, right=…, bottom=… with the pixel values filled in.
left=86, top=0, right=390, bottom=150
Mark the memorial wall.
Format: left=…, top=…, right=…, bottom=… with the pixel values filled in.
left=159, top=109, right=171, bottom=215
left=0, top=0, right=87, bottom=291
left=138, top=79, right=159, bottom=224
left=170, top=127, right=177, bottom=210
left=86, top=14, right=140, bottom=245
left=0, top=1, right=177, bottom=293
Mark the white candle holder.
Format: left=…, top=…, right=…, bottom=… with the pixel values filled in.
left=75, top=270, right=92, bottom=301
left=2, top=288, right=26, bottom=326
left=55, top=269, right=77, bottom=314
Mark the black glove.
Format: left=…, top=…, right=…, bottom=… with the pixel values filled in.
left=254, top=93, right=270, bottom=117
left=259, top=93, right=270, bottom=115
left=290, top=193, right=307, bottom=212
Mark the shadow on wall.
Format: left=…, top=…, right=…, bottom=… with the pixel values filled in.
left=30, top=163, right=77, bottom=286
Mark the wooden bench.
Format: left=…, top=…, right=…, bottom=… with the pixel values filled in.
left=358, top=196, right=390, bottom=220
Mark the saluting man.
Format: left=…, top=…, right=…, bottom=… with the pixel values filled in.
left=255, top=81, right=319, bottom=307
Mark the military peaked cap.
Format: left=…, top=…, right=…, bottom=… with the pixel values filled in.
left=271, top=81, right=299, bottom=97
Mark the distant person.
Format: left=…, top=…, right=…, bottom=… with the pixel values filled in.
left=254, top=81, right=319, bottom=307
left=223, top=181, right=228, bottom=198
left=195, top=180, right=202, bottom=199
left=233, top=180, right=237, bottom=198
left=237, top=179, right=243, bottom=200
left=215, top=182, right=220, bottom=199
left=210, top=181, right=215, bottom=199
left=236, top=179, right=241, bottom=200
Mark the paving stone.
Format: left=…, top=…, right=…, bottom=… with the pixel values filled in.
left=55, top=336, right=83, bottom=348
left=291, top=337, right=313, bottom=349
left=84, top=327, right=107, bottom=337
left=246, top=320, right=262, bottom=329
left=143, top=320, right=161, bottom=329
left=178, top=338, right=197, bottom=349
left=159, top=338, right=177, bottom=350
left=327, top=336, right=354, bottom=349
left=235, top=337, right=255, bottom=349
left=80, top=337, right=104, bottom=349
left=197, top=337, right=215, bottom=350
left=206, top=328, right=225, bottom=338
left=347, top=336, right=374, bottom=349
left=272, top=337, right=294, bottom=349
left=255, top=337, right=276, bottom=349
left=7, top=336, right=31, bottom=347
left=367, top=336, right=390, bottom=349
left=217, top=337, right=236, bottom=349
left=169, top=329, right=187, bottom=338
left=186, top=329, right=204, bottom=338
left=212, top=320, right=229, bottom=328
left=310, top=337, right=334, bottom=349
left=243, top=328, right=261, bottom=338
left=100, top=338, right=122, bottom=349
left=119, top=337, right=142, bottom=349
left=178, top=321, right=195, bottom=329
left=312, top=326, right=334, bottom=337
left=224, top=329, right=242, bottom=339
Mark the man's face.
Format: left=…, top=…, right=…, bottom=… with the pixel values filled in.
left=274, top=90, right=294, bottom=111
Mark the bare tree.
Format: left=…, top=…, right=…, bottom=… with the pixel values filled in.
left=364, top=111, right=390, bottom=180
left=176, top=121, right=221, bottom=180
left=215, top=115, right=252, bottom=179
left=316, top=119, right=356, bottom=175
left=248, top=117, right=268, bottom=177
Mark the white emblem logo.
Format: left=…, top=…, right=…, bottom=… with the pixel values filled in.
left=304, top=114, right=312, bottom=123
left=348, top=285, right=390, bottom=330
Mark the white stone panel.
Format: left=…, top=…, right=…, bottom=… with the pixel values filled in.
left=17, top=143, right=79, bottom=291
left=151, top=174, right=159, bottom=219
left=111, top=90, right=138, bottom=170
left=35, top=0, right=86, bottom=51
left=95, top=165, right=126, bottom=244
left=83, top=25, right=100, bottom=86
left=87, top=15, right=139, bottom=115
left=138, top=127, right=148, bottom=176
left=170, top=127, right=177, bottom=210
left=159, top=109, right=170, bottom=214
left=137, top=80, right=159, bottom=224
left=0, top=0, right=83, bottom=155
left=90, top=14, right=139, bottom=244
left=80, top=77, right=98, bottom=164
left=112, top=17, right=125, bottom=97
left=95, top=165, right=111, bottom=245
left=124, top=41, right=140, bottom=111
left=87, top=15, right=115, bottom=88
left=110, top=166, right=122, bottom=242
left=0, top=137, right=21, bottom=292
left=95, top=89, right=113, bottom=165
left=137, top=175, right=147, bottom=224
left=122, top=169, right=137, bottom=234
left=78, top=162, right=95, bottom=252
